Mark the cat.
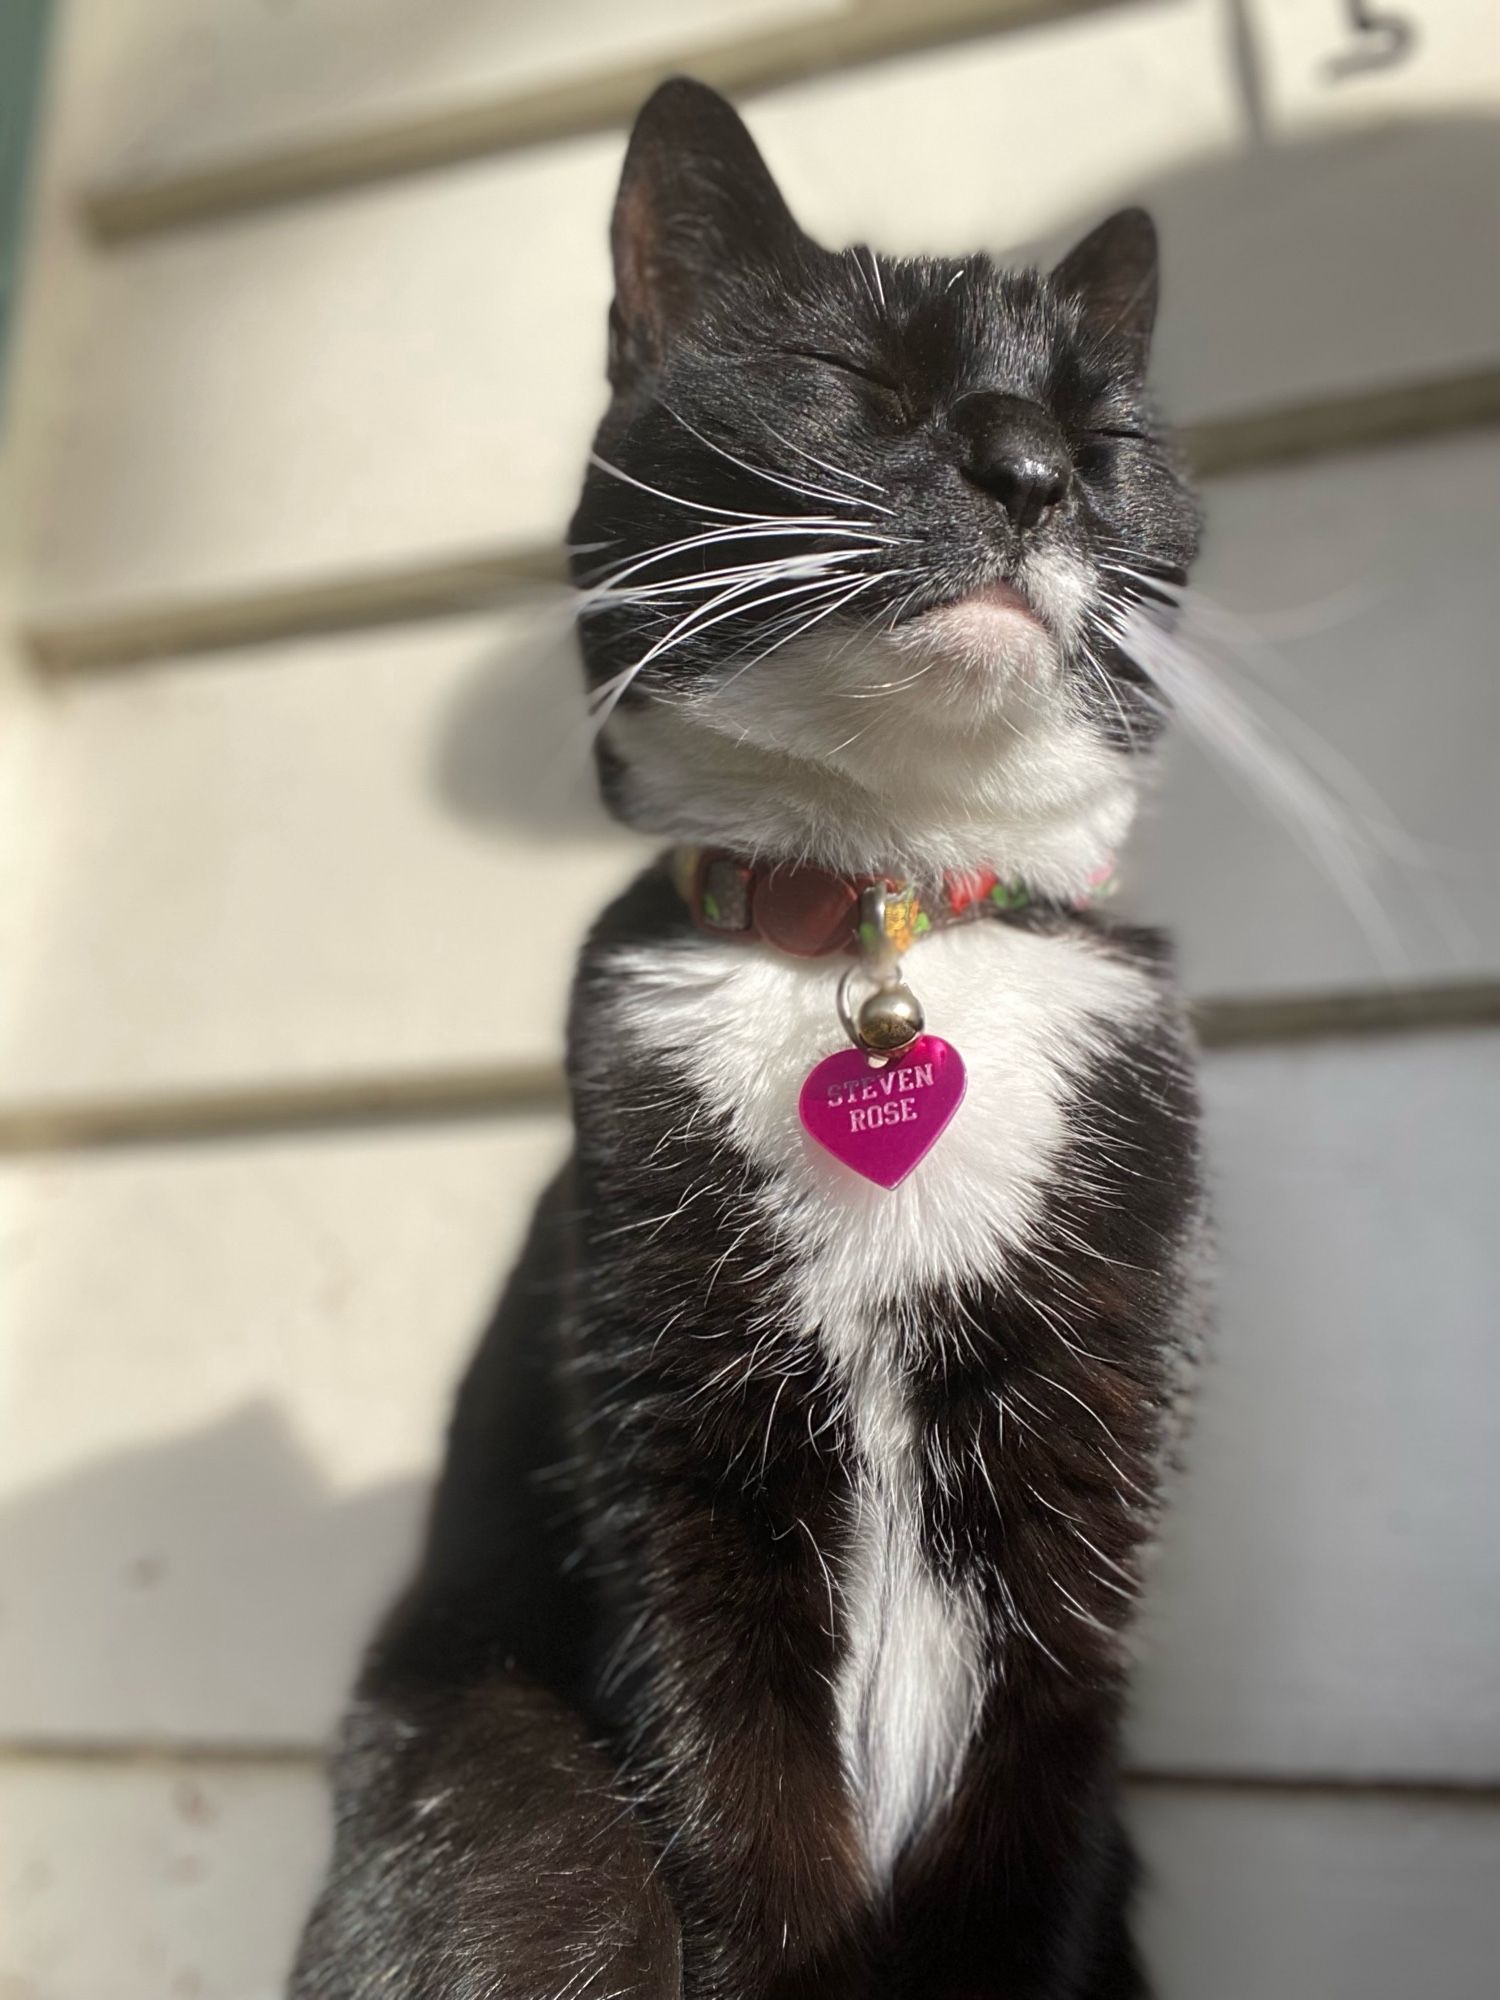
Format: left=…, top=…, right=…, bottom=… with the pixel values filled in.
left=292, top=76, right=1206, bottom=2000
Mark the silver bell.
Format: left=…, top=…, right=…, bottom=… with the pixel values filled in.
left=855, top=980, right=925, bottom=1055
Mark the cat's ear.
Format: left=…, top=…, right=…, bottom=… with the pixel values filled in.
left=609, top=77, right=802, bottom=381
left=1052, top=208, right=1158, bottom=375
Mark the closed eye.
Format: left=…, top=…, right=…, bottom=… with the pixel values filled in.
left=781, top=346, right=905, bottom=397
left=1088, top=425, right=1150, bottom=444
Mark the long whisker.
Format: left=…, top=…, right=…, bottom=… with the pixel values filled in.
left=859, top=245, right=887, bottom=313
left=710, top=570, right=897, bottom=700
left=643, top=568, right=884, bottom=673
left=753, top=419, right=890, bottom=499
left=834, top=651, right=951, bottom=700
left=577, top=516, right=906, bottom=603
left=586, top=548, right=877, bottom=612
left=1074, top=627, right=1141, bottom=753
left=587, top=450, right=829, bottom=525
left=881, top=578, right=928, bottom=632
left=710, top=574, right=866, bottom=675
left=1100, top=567, right=1432, bottom=864
left=598, top=561, right=890, bottom=731
left=587, top=570, right=798, bottom=730
left=663, top=407, right=894, bottom=517
left=1100, top=594, right=1409, bottom=973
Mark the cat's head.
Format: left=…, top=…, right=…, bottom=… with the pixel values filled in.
left=569, top=79, right=1199, bottom=893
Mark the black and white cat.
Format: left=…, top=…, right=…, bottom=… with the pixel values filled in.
left=293, top=78, right=1206, bottom=2000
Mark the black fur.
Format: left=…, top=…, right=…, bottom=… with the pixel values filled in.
left=573, top=80, right=1198, bottom=773
left=292, top=79, right=1206, bottom=2000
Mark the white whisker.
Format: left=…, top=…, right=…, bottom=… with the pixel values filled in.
left=663, top=406, right=895, bottom=516
left=587, top=548, right=876, bottom=612
left=861, top=245, right=887, bottom=312
left=577, top=516, right=905, bottom=605
left=704, top=569, right=902, bottom=703
left=1101, top=593, right=1410, bottom=974
left=587, top=450, right=834, bottom=525
left=623, top=566, right=883, bottom=701
left=756, top=420, right=889, bottom=497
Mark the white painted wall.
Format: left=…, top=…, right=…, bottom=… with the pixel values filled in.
left=1, top=3, right=1497, bottom=1995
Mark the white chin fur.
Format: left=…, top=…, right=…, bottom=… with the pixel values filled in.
left=602, top=598, right=1141, bottom=897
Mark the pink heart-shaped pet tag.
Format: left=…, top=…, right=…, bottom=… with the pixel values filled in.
left=798, top=1035, right=967, bottom=1189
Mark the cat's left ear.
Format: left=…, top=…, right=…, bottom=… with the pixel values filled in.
left=609, top=76, right=805, bottom=383
left=1052, top=208, right=1158, bottom=376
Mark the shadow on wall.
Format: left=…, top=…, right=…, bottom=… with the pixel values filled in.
left=0, top=1402, right=425, bottom=1744
left=0, top=1339, right=1297, bottom=1777
left=3, top=1042, right=1497, bottom=1780
left=437, top=586, right=618, bottom=844
left=430, top=110, right=1500, bottom=846
left=5, top=95, right=1493, bottom=1814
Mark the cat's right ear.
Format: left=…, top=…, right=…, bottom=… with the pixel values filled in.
left=1052, top=208, right=1159, bottom=378
left=609, top=77, right=803, bottom=384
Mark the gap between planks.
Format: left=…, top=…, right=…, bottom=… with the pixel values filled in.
left=81, top=1, right=1107, bottom=242
left=0, top=981, right=1494, bottom=1159
left=24, top=367, right=1500, bottom=675
left=0, top=1735, right=1497, bottom=1806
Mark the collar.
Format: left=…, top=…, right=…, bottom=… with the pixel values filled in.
left=671, top=846, right=1114, bottom=959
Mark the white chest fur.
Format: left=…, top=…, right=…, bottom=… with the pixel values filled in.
left=609, top=917, right=1156, bottom=1881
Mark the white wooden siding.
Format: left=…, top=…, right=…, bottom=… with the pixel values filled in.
left=23, top=1, right=1246, bottom=617
left=2, top=1039, right=1495, bottom=1764
left=1130, top=1031, right=1500, bottom=1781
left=1247, top=0, right=1500, bottom=135
left=1, top=2, right=1496, bottom=1995
left=1130, top=1786, right=1500, bottom=1999
left=3, top=435, right=1495, bottom=1114
left=0, top=612, right=644, bottom=1103
left=20, top=14, right=1500, bottom=627
left=78, top=0, right=853, bottom=187
left=0, top=1119, right=569, bottom=1745
left=1131, top=429, right=1500, bottom=997
left=3, top=1764, right=1498, bottom=2000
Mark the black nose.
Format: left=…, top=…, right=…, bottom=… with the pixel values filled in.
left=951, top=392, right=1071, bottom=529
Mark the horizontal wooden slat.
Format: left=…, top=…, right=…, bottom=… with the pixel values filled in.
left=3, top=1764, right=1499, bottom=1998
left=0, top=1064, right=569, bottom=1156
left=1129, top=1786, right=1500, bottom=1999
left=75, top=0, right=850, bottom=191
left=0, top=1757, right=330, bottom=2000
left=2, top=1035, right=1495, bottom=1762
left=24, top=15, right=1500, bottom=627
left=1128, top=1030, right=1500, bottom=1780
left=0, top=610, right=646, bottom=1104
left=1182, top=365, right=1500, bottom=479
left=1136, top=111, right=1500, bottom=424
left=1127, top=429, right=1500, bottom=1000
left=20, top=1, right=1247, bottom=618
left=25, top=544, right=569, bottom=674
left=1246, top=0, right=1500, bottom=137
left=1192, top=980, right=1500, bottom=1049
left=70, top=1, right=1500, bottom=245
left=1, top=982, right=1497, bottom=1159
left=79, top=1, right=1102, bottom=239
left=24, top=134, right=622, bottom=617
left=25, top=366, right=1500, bottom=675
left=0, top=1116, right=570, bottom=1745
left=6, top=434, right=1497, bottom=1111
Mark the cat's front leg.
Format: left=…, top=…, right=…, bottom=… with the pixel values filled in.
left=589, top=1412, right=873, bottom=2000
left=289, top=1674, right=680, bottom=1999
left=292, top=1165, right=683, bottom=1998
left=884, top=1692, right=1150, bottom=2000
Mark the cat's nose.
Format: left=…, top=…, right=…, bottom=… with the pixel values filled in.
left=951, top=392, right=1071, bottom=529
